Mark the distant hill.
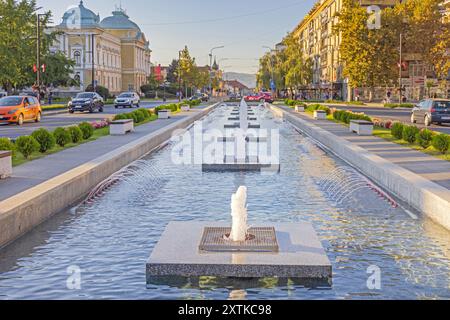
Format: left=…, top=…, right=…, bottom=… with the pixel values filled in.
left=223, top=72, right=256, bottom=89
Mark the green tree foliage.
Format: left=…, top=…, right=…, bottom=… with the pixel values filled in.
left=0, top=0, right=55, bottom=93
left=40, top=52, right=76, bottom=87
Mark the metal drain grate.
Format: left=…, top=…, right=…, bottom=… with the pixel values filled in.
left=199, top=227, right=279, bottom=252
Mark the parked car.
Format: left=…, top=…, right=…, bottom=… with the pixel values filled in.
left=244, top=92, right=273, bottom=103
left=189, top=93, right=208, bottom=102
left=0, top=96, right=42, bottom=125
left=68, top=92, right=104, bottom=113
left=0, top=92, right=7, bottom=98
left=114, top=92, right=140, bottom=108
left=411, top=99, right=450, bottom=126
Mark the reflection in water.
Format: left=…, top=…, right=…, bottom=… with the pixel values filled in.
left=0, top=104, right=449, bottom=300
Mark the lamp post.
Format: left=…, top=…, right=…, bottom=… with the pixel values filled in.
left=178, top=50, right=183, bottom=101
left=36, top=13, right=47, bottom=90
left=209, top=46, right=224, bottom=96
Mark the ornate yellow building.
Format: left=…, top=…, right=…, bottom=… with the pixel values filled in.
left=50, top=1, right=151, bottom=95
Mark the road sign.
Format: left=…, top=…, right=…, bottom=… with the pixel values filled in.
left=270, top=79, right=276, bottom=91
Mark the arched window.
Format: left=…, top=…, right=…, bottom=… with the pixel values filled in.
left=74, top=51, right=81, bottom=66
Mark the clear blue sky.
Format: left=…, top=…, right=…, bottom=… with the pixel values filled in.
left=37, top=0, right=316, bottom=74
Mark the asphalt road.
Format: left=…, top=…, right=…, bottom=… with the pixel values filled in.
left=331, top=105, right=450, bottom=134
left=0, top=101, right=169, bottom=139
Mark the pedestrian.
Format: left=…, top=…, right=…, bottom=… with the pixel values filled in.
left=402, top=95, right=407, bottom=103
left=48, top=91, right=53, bottom=105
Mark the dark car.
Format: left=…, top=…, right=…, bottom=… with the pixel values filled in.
left=411, top=99, right=450, bottom=126
left=190, top=93, right=208, bottom=102
left=68, top=92, right=104, bottom=113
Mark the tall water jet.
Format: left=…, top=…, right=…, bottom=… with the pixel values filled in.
left=239, top=99, right=249, bottom=131
left=229, top=186, right=248, bottom=242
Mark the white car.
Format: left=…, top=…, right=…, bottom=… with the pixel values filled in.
left=114, top=92, right=140, bottom=108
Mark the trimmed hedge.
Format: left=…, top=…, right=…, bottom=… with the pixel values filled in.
left=306, top=104, right=331, bottom=115
left=15, top=136, right=40, bottom=159
left=402, top=125, right=420, bottom=144
left=391, top=122, right=405, bottom=139
left=416, top=129, right=433, bottom=149
left=53, top=127, right=71, bottom=147
left=31, top=128, right=56, bottom=153
left=0, top=137, right=15, bottom=156
left=78, top=122, right=94, bottom=140
left=333, top=110, right=371, bottom=124
left=384, top=103, right=415, bottom=109
left=68, top=126, right=83, bottom=143
left=432, top=134, right=450, bottom=154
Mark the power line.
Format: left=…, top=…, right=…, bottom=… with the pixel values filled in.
left=138, top=1, right=306, bottom=26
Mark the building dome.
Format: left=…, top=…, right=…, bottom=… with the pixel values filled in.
left=59, top=1, right=100, bottom=29
left=100, top=8, right=141, bottom=31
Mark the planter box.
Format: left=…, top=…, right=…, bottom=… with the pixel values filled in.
left=350, top=120, right=374, bottom=136
left=110, top=119, right=134, bottom=135
left=313, top=110, right=327, bottom=120
left=181, top=105, right=190, bottom=112
left=0, top=151, right=12, bottom=179
left=295, top=105, right=305, bottom=112
left=158, top=109, right=171, bottom=119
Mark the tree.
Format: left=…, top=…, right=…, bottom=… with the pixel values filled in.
left=282, top=33, right=313, bottom=97
left=166, top=59, right=179, bottom=84
left=0, top=0, right=54, bottom=93
left=40, top=52, right=76, bottom=87
left=335, top=0, right=398, bottom=101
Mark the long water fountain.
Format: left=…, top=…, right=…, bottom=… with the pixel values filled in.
left=202, top=99, right=280, bottom=172
left=0, top=101, right=449, bottom=299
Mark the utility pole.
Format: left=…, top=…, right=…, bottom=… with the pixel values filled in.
left=92, top=34, right=95, bottom=91
left=208, top=46, right=224, bottom=96
left=178, top=50, right=182, bottom=102
left=36, top=14, right=41, bottom=89
left=399, top=33, right=402, bottom=105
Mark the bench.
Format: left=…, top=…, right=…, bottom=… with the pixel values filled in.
left=110, top=119, right=134, bottom=135
left=295, top=105, right=305, bottom=112
left=349, top=120, right=374, bottom=136
left=0, top=150, right=12, bottom=179
left=313, top=110, right=327, bottom=120
left=158, top=109, right=171, bottom=119
left=181, top=105, right=190, bottom=112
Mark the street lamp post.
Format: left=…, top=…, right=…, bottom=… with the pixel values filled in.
left=209, top=46, right=224, bottom=96
left=399, top=33, right=403, bottom=105
left=178, top=50, right=183, bottom=102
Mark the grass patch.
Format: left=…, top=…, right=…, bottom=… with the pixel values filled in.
left=373, top=127, right=450, bottom=162
left=41, top=104, right=66, bottom=110
left=12, top=114, right=158, bottom=167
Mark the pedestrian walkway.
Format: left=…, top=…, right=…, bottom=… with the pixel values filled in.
left=281, top=106, right=450, bottom=190
left=0, top=111, right=199, bottom=201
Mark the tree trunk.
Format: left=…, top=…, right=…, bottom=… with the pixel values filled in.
left=368, top=88, right=374, bottom=102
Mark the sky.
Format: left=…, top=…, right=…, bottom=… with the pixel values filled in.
left=36, top=0, right=316, bottom=74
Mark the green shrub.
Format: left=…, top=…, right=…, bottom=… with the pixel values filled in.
left=402, top=125, right=419, bottom=144
left=15, top=136, right=40, bottom=159
left=78, top=122, right=94, bottom=139
left=113, top=114, right=127, bottom=121
left=384, top=103, right=415, bottom=109
left=31, top=128, right=56, bottom=153
left=53, top=127, right=71, bottom=147
left=416, top=129, right=433, bottom=149
left=137, top=108, right=151, bottom=119
left=132, top=110, right=145, bottom=123
left=0, top=137, right=15, bottom=156
left=391, top=122, right=405, bottom=139
left=432, top=134, right=450, bottom=154
left=68, top=126, right=83, bottom=143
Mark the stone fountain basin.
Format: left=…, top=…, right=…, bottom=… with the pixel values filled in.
left=146, top=221, right=332, bottom=280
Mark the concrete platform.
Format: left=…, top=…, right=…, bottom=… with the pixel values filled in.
left=147, top=221, right=332, bottom=280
